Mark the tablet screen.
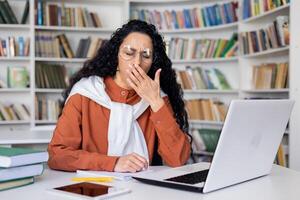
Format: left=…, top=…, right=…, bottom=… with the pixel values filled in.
left=54, top=182, right=111, bottom=197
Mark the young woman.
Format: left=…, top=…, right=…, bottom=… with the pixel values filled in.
left=48, top=20, right=192, bottom=173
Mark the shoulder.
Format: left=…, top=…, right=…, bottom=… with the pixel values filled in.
left=65, top=93, right=97, bottom=112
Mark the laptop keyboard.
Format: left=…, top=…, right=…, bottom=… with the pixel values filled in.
left=164, top=169, right=209, bottom=185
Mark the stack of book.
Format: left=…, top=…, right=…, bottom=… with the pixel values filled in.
left=0, top=0, right=29, bottom=24
left=0, top=146, right=48, bottom=191
left=252, top=62, right=288, bottom=89
left=35, top=1, right=102, bottom=27
left=35, top=95, right=62, bottom=121
left=0, top=37, right=30, bottom=57
left=191, top=128, right=221, bottom=153
left=35, top=64, right=68, bottom=89
left=167, top=33, right=238, bottom=60
left=242, top=0, right=290, bottom=20
left=131, top=1, right=238, bottom=30
left=240, top=15, right=289, bottom=55
left=0, top=102, right=30, bottom=121
left=177, top=66, right=232, bottom=90
left=185, top=99, right=227, bottom=121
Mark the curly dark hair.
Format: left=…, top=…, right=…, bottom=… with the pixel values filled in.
left=62, top=19, right=192, bottom=154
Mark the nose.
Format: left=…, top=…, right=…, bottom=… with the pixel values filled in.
left=133, top=52, right=142, bottom=65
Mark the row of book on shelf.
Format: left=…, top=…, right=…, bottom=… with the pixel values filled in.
left=0, top=102, right=30, bottom=121
left=0, top=146, right=48, bottom=191
left=35, top=32, right=107, bottom=58
left=242, top=0, right=290, bottom=20
left=240, top=15, right=289, bottom=55
left=166, top=33, right=238, bottom=60
left=35, top=0, right=102, bottom=27
left=0, top=97, right=62, bottom=122
left=177, top=66, right=232, bottom=90
left=0, top=66, right=29, bottom=89
left=186, top=99, right=227, bottom=122
left=130, top=1, right=238, bottom=30
left=0, top=0, right=29, bottom=24
left=35, top=64, right=68, bottom=89
left=0, top=37, right=30, bottom=57
left=191, top=128, right=288, bottom=167
left=252, top=62, right=288, bottom=89
left=35, top=95, right=62, bottom=121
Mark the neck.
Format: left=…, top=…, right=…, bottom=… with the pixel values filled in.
left=113, top=74, right=132, bottom=90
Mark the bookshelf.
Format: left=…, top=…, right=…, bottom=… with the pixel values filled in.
left=1, top=0, right=300, bottom=170
left=239, top=0, right=290, bottom=169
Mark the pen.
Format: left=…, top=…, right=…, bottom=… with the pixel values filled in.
left=71, top=177, right=114, bottom=182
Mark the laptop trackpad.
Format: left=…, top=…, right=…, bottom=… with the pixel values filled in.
left=164, top=169, right=209, bottom=185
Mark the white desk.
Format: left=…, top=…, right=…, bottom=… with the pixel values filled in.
left=0, top=165, right=300, bottom=200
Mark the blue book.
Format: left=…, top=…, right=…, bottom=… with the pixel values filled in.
left=202, top=7, right=210, bottom=26
left=242, top=0, right=250, bottom=19
left=18, top=37, right=24, bottom=56
left=201, top=8, right=207, bottom=27
left=227, top=3, right=235, bottom=23
left=183, top=9, right=192, bottom=28
left=223, top=3, right=231, bottom=23
left=37, top=0, right=43, bottom=25
left=171, top=10, right=179, bottom=29
left=207, top=6, right=215, bottom=26
left=215, top=5, right=222, bottom=25
left=202, top=69, right=216, bottom=89
left=139, top=9, right=146, bottom=21
left=212, top=4, right=221, bottom=25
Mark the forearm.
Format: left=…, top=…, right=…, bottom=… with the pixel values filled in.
left=150, top=101, right=191, bottom=167
left=48, top=145, right=119, bottom=172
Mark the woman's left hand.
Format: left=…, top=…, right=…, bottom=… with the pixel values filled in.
left=126, top=64, right=165, bottom=112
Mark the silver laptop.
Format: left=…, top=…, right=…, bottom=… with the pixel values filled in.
left=133, top=100, right=294, bottom=193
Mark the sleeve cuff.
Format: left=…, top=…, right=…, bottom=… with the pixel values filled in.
left=96, top=155, right=119, bottom=172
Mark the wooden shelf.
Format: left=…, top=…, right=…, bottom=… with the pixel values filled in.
left=193, top=150, right=214, bottom=156
left=241, top=46, right=289, bottom=58
left=0, top=24, right=30, bottom=29
left=172, top=57, right=238, bottom=64
left=0, top=130, right=52, bottom=145
left=0, top=120, right=30, bottom=125
left=159, top=22, right=238, bottom=34
left=35, top=88, right=64, bottom=93
left=242, top=4, right=290, bottom=23
left=35, top=57, right=87, bottom=63
left=0, top=57, right=30, bottom=61
left=35, top=26, right=115, bottom=33
left=0, top=88, right=30, bottom=93
left=130, top=0, right=225, bottom=4
left=241, top=89, right=289, bottom=93
left=184, top=89, right=239, bottom=94
left=35, top=120, right=57, bottom=124
left=189, top=120, right=224, bottom=126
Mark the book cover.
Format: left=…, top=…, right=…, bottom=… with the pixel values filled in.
left=0, top=147, right=48, bottom=168
left=7, top=66, right=29, bottom=88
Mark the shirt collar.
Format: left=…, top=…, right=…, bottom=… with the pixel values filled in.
left=104, top=76, right=139, bottom=103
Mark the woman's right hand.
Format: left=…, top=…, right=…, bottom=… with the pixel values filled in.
left=114, top=153, right=148, bottom=173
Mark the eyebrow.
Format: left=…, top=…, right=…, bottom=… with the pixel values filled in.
left=123, top=45, right=152, bottom=52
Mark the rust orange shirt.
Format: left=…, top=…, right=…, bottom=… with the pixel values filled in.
left=48, top=76, right=191, bottom=172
